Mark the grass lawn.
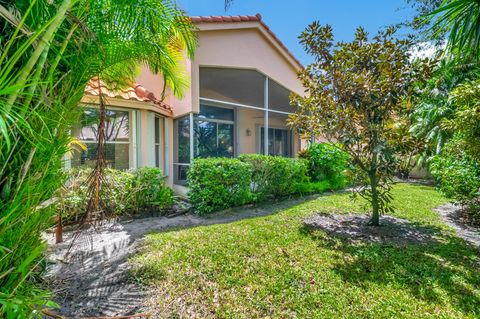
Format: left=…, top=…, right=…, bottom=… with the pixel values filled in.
left=130, top=183, right=480, bottom=318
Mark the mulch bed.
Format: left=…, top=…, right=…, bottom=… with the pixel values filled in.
left=304, top=213, right=438, bottom=245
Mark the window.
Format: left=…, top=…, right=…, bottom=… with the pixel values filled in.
left=173, top=105, right=235, bottom=185
left=197, top=104, right=235, bottom=121
left=176, top=116, right=191, bottom=164
left=174, top=116, right=191, bottom=184
left=154, top=116, right=161, bottom=168
left=260, top=127, right=291, bottom=157
left=194, top=105, right=234, bottom=158
left=71, top=107, right=130, bottom=170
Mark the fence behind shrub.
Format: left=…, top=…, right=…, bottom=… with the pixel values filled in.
left=187, top=158, right=252, bottom=215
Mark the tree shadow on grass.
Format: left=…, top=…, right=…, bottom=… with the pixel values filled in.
left=300, top=215, right=480, bottom=316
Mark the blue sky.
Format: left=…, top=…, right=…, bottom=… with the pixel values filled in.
left=176, top=0, right=416, bottom=65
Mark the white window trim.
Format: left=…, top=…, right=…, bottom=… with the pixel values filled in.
left=130, top=109, right=137, bottom=169
left=164, top=117, right=170, bottom=176
left=154, top=115, right=161, bottom=169
left=67, top=105, right=136, bottom=170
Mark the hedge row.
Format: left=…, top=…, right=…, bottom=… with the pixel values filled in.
left=57, top=167, right=174, bottom=222
left=238, top=154, right=309, bottom=201
left=187, top=149, right=349, bottom=215
left=187, top=158, right=253, bottom=215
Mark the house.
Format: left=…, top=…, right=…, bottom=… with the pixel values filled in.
left=73, top=14, right=304, bottom=195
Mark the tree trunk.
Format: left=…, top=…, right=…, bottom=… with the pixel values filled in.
left=55, top=214, right=63, bottom=244
left=369, top=173, right=380, bottom=226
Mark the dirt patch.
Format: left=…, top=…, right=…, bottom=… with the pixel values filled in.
left=435, top=203, right=480, bottom=249
left=304, top=214, right=438, bottom=245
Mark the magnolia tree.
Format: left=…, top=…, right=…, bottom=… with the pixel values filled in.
left=289, top=23, right=429, bottom=225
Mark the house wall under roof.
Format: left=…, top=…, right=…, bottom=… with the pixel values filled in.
left=76, top=15, right=306, bottom=191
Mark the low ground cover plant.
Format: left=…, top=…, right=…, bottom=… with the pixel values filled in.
left=57, top=167, right=173, bottom=223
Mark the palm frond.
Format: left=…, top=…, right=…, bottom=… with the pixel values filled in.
left=428, top=0, right=480, bottom=58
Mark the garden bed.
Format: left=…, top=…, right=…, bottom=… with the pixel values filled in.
left=303, top=213, right=438, bottom=245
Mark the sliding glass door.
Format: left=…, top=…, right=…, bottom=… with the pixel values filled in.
left=194, top=105, right=234, bottom=158
left=260, top=127, right=291, bottom=157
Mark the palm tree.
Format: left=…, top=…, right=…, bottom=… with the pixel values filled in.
left=0, top=0, right=196, bottom=316
left=428, top=0, right=480, bottom=57
left=410, top=58, right=480, bottom=156
left=74, top=0, right=197, bottom=231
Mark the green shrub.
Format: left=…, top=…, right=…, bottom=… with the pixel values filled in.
left=133, top=167, right=174, bottom=210
left=429, top=141, right=480, bottom=201
left=58, top=168, right=93, bottom=221
left=57, top=167, right=173, bottom=222
left=187, top=158, right=252, bottom=215
left=187, top=155, right=336, bottom=214
left=239, top=154, right=309, bottom=201
left=299, top=143, right=350, bottom=187
left=103, top=168, right=137, bottom=215
left=430, top=155, right=480, bottom=200
left=430, top=140, right=480, bottom=223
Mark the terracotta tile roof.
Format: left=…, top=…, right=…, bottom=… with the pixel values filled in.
left=190, top=13, right=303, bottom=69
left=85, top=78, right=172, bottom=114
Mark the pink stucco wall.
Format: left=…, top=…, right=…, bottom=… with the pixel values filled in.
left=131, top=21, right=305, bottom=187
left=136, top=22, right=303, bottom=117
left=194, top=28, right=302, bottom=92
left=191, top=27, right=303, bottom=113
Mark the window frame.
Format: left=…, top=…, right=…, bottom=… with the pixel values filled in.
left=68, top=105, right=136, bottom=170
left=154, top=115, right=161, bottom=168
left=193, top=104, right=236, bottom=159
left=259, top=125, right=292, bottom=157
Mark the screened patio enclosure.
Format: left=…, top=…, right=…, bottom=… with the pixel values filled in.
left=173, top=67, right=299, bottom=184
